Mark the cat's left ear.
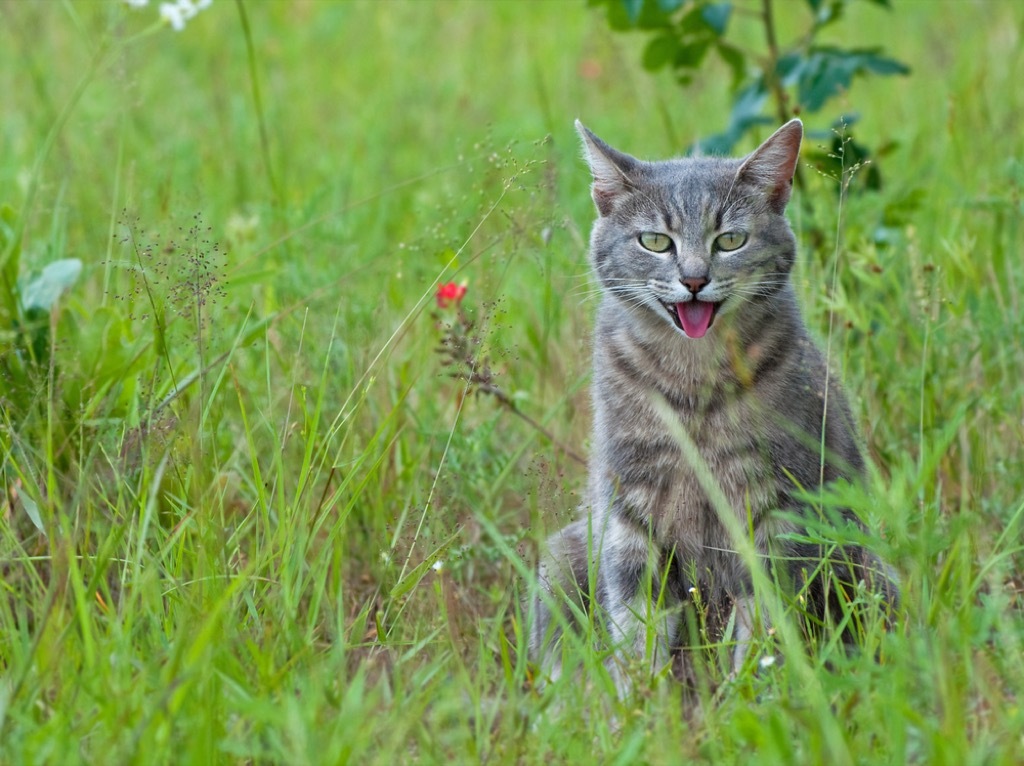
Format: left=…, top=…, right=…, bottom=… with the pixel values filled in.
left=576, top=120, right=641, bottom=217
left=735, top=119, right=803, bottom=213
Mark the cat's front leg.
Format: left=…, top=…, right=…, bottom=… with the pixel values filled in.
left=598, top=515, right=680, bottom=699
left=530, top=518, right=593, bottom=684
left=730, top=594, right=769, bottom=673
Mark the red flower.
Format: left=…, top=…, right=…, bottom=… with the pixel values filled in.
left=435, top=281, right=467, bottom=308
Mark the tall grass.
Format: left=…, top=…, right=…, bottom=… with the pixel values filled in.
left=0, top=1, right=1022, bottom=762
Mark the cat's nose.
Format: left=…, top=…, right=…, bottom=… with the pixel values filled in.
left=681, top=276, right=708, bottom=294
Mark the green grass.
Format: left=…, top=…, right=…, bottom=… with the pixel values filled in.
left=1, top=1, right=1023, bottom=763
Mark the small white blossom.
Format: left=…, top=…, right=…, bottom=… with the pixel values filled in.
left=431, top=560, right=444, bottom=572
left=159, top=2, right=185, bottom=30
left=159, top=0, right=211, bottom=31
left=759, top=655, right=777, bottom=668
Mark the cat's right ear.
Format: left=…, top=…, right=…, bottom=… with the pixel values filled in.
left=575, top=120, right=640, bottom=216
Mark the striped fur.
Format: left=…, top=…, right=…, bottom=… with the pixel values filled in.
left=530, top=120, right=897, bottom=693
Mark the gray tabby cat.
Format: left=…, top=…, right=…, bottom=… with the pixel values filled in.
left=531, top=119, right=897, bottom=692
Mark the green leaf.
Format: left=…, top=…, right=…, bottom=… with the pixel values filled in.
left=622, top=0, right=644, bottom=23
left=594, top=0, right=638, bottom=31
left=643, top=33, right=679, bottom=71
left=389, top=530, right=461, bottom=600
left=673, top=39, right=711, bottom=70
left=796, top=47, right=909, bottom=112
left=716, top=42, right=747, bottom=91
left=810, top=0, right=846, bottom=27
left=656, top=0, right=685, bottom=10
left=859, top=50, right=910, bottom=76
left=0, top=204, right=21, bottom=319
left=775, top=52, right=805, bottom=87
left=609, top=0, right=673, bottom=29
left=20, top=258, right=83, bottom=311
left=0, top=204, right=19, bottom=263
left=730, top=78, right=770, bottom=125
left=882, top=187, right=924, bottom=227
left=700, top=2, right=732, bottom=35
left=19, top=492, right=46, bottom=537
left=805, top=127, right=882, bottom=195
left=678, top=4, right=709, bottom=35
left=691, top=79, right=771, bottom=155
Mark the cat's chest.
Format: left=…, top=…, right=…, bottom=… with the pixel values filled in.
left=593, top=325, right=779, bottom=540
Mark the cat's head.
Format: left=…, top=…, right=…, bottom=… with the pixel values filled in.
left=577, top=120, right=802, bottom=339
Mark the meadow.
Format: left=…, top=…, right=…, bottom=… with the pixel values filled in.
left=1, top=0, right=1022, bottom=763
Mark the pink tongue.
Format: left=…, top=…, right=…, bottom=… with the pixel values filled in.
left=677, top=301, right=714, bottom=338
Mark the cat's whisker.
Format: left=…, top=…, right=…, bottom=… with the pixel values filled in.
left=569, top=286, right=610, bottom=300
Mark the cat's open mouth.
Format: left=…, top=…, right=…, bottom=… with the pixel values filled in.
left=664, top=300, right=720, bottom=339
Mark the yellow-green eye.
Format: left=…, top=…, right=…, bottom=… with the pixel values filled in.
left=638, top=232, right=672, bottom=253
left=715, top=231, right=748, bottom=251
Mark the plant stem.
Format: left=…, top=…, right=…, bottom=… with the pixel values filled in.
left=472, top=379, right=586, bottom=467
left=761, top=0, right=790, bottom=126
left=235, top=0, right=281, bottom=207
left=761, top=0, right=805, bottom=193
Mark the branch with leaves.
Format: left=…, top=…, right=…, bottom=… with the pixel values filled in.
left=590, top=0, right=909, bottom=190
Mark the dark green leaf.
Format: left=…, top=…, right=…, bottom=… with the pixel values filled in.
left=806, top=113, right=860, bottom=141
left=623, top=0, right=676, bottom=29
left=805, top=130, right=882, bottom=195
left=678, top=4, right=709, bottom=35
left=716, top=42, right=747, bottom=91
left=0, top=204, right=21, bottom=317
left=882, top=187, right=924, bottom=227
left=690, top=79, right=771, bottom=155
left=796, top=47, right=909, bottom=112
left=673, top=39, right=711, bottom=70
left=811, top=0, right=846, bottom=27
left=597, top=0, right=639, bottom=31
left=622, top=0, right=644, bottom=23
left=691, top=130, right=740, bottom=156
left=700, top=2, right=732, bottom=35
left=859, top=50, right=910, bottom=76
left=643, top=33, right=680, bottom=71
left=730, top=78, right=770, bottom=125
left=831, top=113, right=861, bottom=129
left=798, top=57, right=846, bottom=113
left=775, top=52, right=805, bottom=87
left=656, top=0, right=685, bottom=11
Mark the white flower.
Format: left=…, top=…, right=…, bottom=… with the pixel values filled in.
left=759, top=655, right=777, bottom=668
left=431, top=560, right=444, bottom=572
left=159, top=2, right=185, bottom=30
left=159, top=0, right=211, bottom=31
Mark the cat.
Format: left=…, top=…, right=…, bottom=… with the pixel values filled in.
left=530, top=119, right=898, bottom=695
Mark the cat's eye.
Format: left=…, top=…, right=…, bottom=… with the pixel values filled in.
left=638, top=232, right=673, bottom=253
left=714, top=231, right=748, bottom=251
